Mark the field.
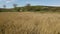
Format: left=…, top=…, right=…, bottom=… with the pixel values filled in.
left=0, top=12, right=60, bottom=34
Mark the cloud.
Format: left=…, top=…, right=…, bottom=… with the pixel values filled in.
left=5, top=0, right=15, bottom=3
left=50, top=5, right=60, bottom=6
left=46, top=5, right=60, bottom=7
left=0, top=0, right=2, bottom=1
left=6, top=1, right=11, bottom=3
left=0, top=0, right=4, bottom=2
left=0, top=0, right=16, bottom=3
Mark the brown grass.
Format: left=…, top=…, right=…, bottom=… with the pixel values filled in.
left=0, top=12, right=60, bottom=34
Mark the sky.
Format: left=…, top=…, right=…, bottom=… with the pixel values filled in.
left=0, top=0, right=60, bottom=8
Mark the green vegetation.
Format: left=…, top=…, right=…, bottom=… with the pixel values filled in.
left=0, top=4, right=60, bottom=12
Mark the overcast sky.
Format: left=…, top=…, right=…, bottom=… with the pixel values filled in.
left=0, top=0, right=60, bottom=8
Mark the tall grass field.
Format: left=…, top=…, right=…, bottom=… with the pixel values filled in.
left=0, top=12, right=60, bottom=34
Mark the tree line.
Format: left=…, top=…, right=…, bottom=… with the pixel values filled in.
left=0, top=4, right=60, bottom=12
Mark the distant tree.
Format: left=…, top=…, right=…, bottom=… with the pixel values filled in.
left=25, top=4, right=31, bottom=11
left=13, top=4, right=17, bottom=8
left=3, top=5, right=6, bottom=9
left=26, top=4, right=31, bottom=7
left=13, top=4, right=18, bottom=11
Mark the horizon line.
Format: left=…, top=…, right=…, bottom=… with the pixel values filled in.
left=0, top=5, right=60, bottom=9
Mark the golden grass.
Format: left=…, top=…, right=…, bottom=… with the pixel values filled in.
left=0, top=12, right=60, bottom=34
